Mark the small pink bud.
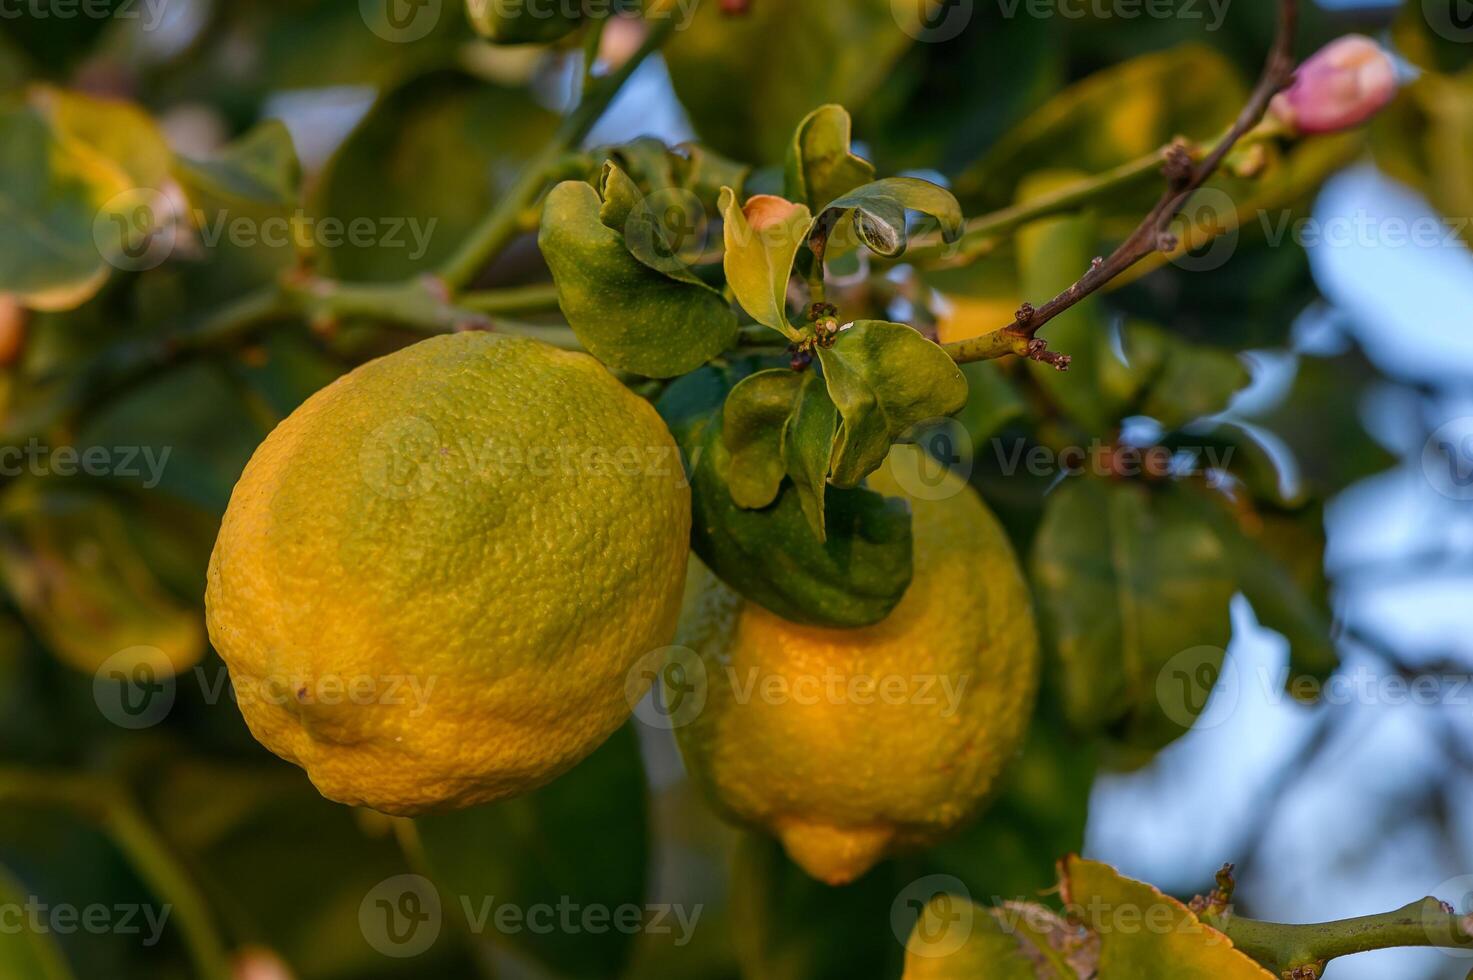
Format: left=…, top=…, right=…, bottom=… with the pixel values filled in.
left=1271, top=35, right=1399, bottom=135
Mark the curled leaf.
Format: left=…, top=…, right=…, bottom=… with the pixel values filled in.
left=819, top=177, right=963, bottom=259
left=786, top=104, right=876, bottom=211
left=540, top=179, right=738, bottom=378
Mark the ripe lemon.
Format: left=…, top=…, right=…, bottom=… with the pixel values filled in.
left=205, top=332, right=690, bottom=816
left=672, top=445, right=1038, bottom=884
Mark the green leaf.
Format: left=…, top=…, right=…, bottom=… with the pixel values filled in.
left=466, top=0, right=583, bottom=44
left=817, top=321, right=968, bottom=488
left=171, top=120, right=304, bottom=301
left=413, top=725, right=648, bottom=977
left=955, top=360, right=1027, bottom=453
left=658, top=365, right=912, bottom=628
left=1059, top=857, right=1274, bottom=978
left=600, top=160, right=707, bottom=286
left=785, top=104, right=876, bottom=211
left=665, top=0, right=915, bottom=162
left=0, top=103, right=129, bottom=311
left=719, top=188, right=812, bottom=338
left=311, top=71, right=556, bottom=281
left=1180, top=488, right=1337, bottom=690
left=540, top=179, right=738, bottom=377
left=820, top=177, right=963, bottom=259
left=1030, top=478, right=1234, bottom=749
left=954, top=44, right=1247, bottom=212
left=0, top=483, right=205, bottom=678
left=1246, top=348, right=1397, bottom=497
left=673, top=142, right=753, bottom=210
left=902, top=893, right=1083, bottom=980
left=722, top=369, right=804, bottom=510
left=0, top=862, right=74, bottom=980
left=784, top=372, right=840, bottom=541
left=175, top=119, right=300, bottom=210
left=1110, top=321, right=1251, bottom=431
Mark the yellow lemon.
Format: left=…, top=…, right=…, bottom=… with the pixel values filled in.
left=206, top=332, right=690, bottom=815
left=672, top=445, right=1038, bottom=884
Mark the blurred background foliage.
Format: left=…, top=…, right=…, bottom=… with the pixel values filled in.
left=0, top=0, right=1470, bottom=977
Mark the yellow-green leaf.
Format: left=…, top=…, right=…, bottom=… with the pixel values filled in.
left=719, top=188, right=812, bottom=339
left=1059, top=857, right=1274, bottom=978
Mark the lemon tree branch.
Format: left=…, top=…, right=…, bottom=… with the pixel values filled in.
left=439, top=13, right=680, bottom=290
left=941, top=0, right=1300, bottom=369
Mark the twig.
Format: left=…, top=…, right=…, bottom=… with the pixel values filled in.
left=438, top=14, right=679, bottom=289
left=1208, top=898, right=1473, bottom=976
left=943, top=0, right=1299, bottom=369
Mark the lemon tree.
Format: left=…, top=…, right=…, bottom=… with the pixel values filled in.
left=3, top=2, right=1469, bottom=980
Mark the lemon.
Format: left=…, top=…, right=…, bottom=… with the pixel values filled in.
left=206, top=332, right=690, bottom=816
left=672, top=445, right=1038, bottom=884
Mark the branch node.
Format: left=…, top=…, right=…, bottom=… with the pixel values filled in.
left=1024, top=339, right=1070, bottom=371
left=1163, top=140, right=1197, bottom=187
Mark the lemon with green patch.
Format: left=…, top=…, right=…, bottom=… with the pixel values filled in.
left=673, top=445, right=1038, bottom=883
left=206, top=332, right=690, bottom=815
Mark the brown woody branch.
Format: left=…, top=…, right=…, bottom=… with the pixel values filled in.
left=943, top=0, right=1299, bottom=369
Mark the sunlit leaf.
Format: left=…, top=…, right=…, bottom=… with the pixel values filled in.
left=1059, top=857, right=1274, bottom=978
left=720, top=189, right=812, bottom=338
left=0, top=104, right=129, bottom=311
left=819, top=177, right=963, bottom=259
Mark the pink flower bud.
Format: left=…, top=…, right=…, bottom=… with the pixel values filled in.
left=1271, top=35, right=1399, bottom=135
